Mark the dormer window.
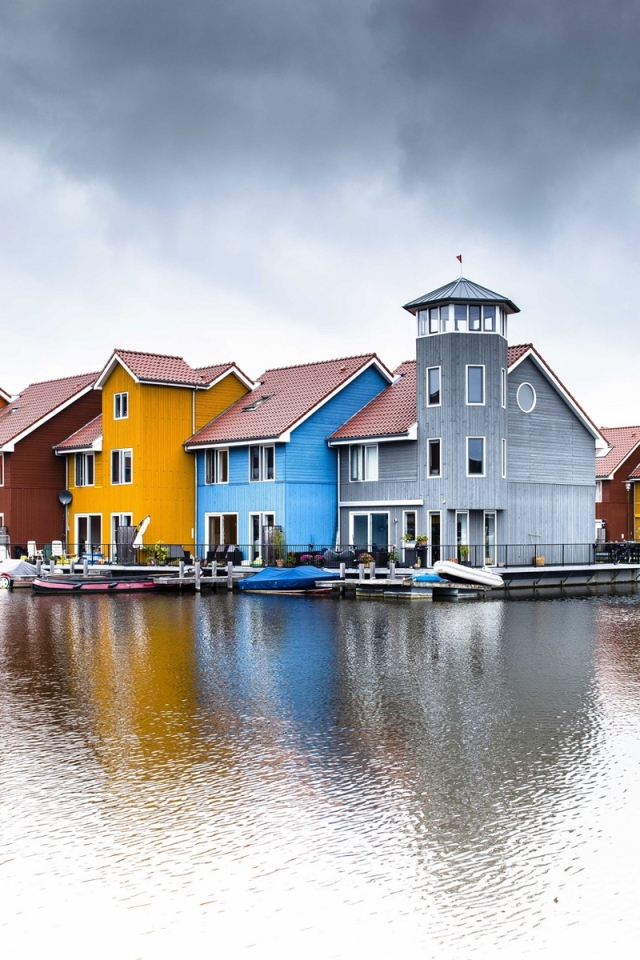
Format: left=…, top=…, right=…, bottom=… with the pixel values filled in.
left=242, top=394, right=274, bottom=412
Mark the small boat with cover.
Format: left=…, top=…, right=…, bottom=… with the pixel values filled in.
left=239, top=565, right=341, bottom=594
left=0, top=559, right=38, bottom=589
left=433, top=560, right=504, bottom=589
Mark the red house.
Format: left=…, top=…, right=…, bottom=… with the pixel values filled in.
left=0, top=373, right=101, bottom=556
left=595, top=426, right=640, bottom=541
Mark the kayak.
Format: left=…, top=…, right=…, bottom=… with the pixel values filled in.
left=433, top=561, right=504, bottom=588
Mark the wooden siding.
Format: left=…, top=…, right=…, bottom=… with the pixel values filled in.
left=194, top=373, right=249, bottom=433
left=505, top=481, right=595, bottom=545
left=416, top=332, right=509, bottom=512
left=507, top=357, right=595, bottom=485
left=596, top=465, right=634, bottom=540
left=0, top=389, right=101, bottom=547
left=338, top=442, right=420, bottom=504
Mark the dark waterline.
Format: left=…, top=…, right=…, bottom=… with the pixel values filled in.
left=2, top=591, right=640, bottom=957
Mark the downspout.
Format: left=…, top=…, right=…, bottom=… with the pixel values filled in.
left=192, top=389, right=197, bottom=558
left=336, top=447, right=340, bottom=548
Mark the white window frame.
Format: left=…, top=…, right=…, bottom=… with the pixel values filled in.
left=455, top=510, right=469, bottom=546
left=417, top=311, right=428, bottom=336
left=428, top=509, right=442, bottom=566
left=248, top=445, right=275, bottom=482
left=467, top=437, right=486, bottom=478
left=483, top=305, right=496, bottom=332
left=205, top=448, right=229, bottom=484
left=440, top=304, right=451, bottom=332
left=204, top=512, right=239, bottom=551
left=249, top=511, right=276, bottom=560
left=111, top=448, right=133, bottom=485
left=349, top=444, right=378, bottom=482
left=114, top=392, right=129, bottom=420
left=348, top=511, right=390, bottom=550
left=501, top=438, right=507, bottom=479
left=110, top=512, right=133, bottom=557
left=75, top=514, right=103, bottom=554
left=484, top=510, right=497, bottom=564
left=402, top=510, right=417, bottom=541
left=428, top=307, right=440, bottom=334
left=517, top=382, right=537, bottom=413
left=466, top=364, right=485, bottom=406
left=75, top=452, right=95, bottom=487
left=427, top=438, right=442, bottom=478
left=595, top=480, right=602, bottom=503
left=501, top=368, right=507, bottom=408
left=426, top=366, right=441, bottom=408
left=453, top=304, right=468, bottom=332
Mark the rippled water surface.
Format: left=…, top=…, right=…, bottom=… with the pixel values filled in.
left=2, top=591, right=640, bottom=958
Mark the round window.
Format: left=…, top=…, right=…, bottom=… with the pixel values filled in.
left=517, top=382, right=536, bottom=413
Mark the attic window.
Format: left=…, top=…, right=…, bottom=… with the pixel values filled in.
left=242, top=394, right=274, bottom=412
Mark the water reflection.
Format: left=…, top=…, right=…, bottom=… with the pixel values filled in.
left=1, top=591, right=640, bottom=956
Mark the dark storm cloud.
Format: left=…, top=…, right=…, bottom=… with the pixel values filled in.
left=1, top=0, right=640, bottom=224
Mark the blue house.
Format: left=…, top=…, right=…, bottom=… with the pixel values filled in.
left=185, top=354, right=392, bottom=560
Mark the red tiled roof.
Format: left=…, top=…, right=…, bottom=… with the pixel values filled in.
left=192, top=363, right=252, bottom=386
left=0, top=372, right=98, bottom=447
left=97, top=350, right=251, bottom=389
left=596, top=426, right=640, bottom=479
left=507, top=343, right=532, bottom=366
left=630, top=462, right=640, bottom=479
left=330, top=361, right=416, bottom=440
left=186, top=354, right=392, bottom=445
left=55, top=415, right=103, bottom=452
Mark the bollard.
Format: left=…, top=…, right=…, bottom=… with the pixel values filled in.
left=339, top=562, right=346, bottom=580
left=194, top=559, right=201, bottom=592
left=179, top=560, right=185, bottom=579
left=212, top=560, right=217, bottom=579
left=227, top=561, right=234, bottom=590
left=50, top=557, right=55, bottom=575
left=389, top=561, right=396, bottom=581
left=368, top=562, right=375, bottom=580
left=358, top=562, right=365, bottom=581
left=36, top=559, right=42, bottom=575
left=83, top=557, right=89, bottom=577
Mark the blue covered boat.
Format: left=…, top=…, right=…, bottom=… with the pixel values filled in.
left=239, top=565, right=341, bottom=594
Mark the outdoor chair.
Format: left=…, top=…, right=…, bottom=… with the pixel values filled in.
left=27, top=541, right=43, bottom=561
left=51, top=541, right=64, bottom=559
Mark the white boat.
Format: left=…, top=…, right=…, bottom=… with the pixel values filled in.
left=433, top=560, right=504, bottom=589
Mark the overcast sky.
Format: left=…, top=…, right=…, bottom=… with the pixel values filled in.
left=1, top=0, right=639, bottom=425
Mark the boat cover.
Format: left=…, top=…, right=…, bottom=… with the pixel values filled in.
left=239, top=565, right=341, bottom=591
left=412, top=572, right=449, bottom=583
left=0, top=559, right=38, bottom=577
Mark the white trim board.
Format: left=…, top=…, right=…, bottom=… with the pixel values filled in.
left=339, top=499, right=423, bottom=507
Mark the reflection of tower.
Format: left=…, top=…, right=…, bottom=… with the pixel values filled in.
left=403, top=278, right=520, bottom=558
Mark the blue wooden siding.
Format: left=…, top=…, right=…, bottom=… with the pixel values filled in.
left=194, top=364, right=388, bottom=551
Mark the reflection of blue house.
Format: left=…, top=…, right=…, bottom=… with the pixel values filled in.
left=185, top=354, right=392, bottom=558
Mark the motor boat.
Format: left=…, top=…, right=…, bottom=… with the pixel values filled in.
left=0, top=559, right=38, bottom=590
left=433, top=560, right=504, bottom=589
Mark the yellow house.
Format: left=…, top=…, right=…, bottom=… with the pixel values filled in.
left=55, top=350, right=252, bottom=559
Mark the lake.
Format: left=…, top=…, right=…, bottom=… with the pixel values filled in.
left=1, top=591, right=640, bottom=958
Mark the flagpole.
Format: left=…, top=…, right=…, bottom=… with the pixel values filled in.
left=456, top=254, right=463, bottom=278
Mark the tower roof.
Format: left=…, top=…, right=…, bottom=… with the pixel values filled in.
left=403, top=277, right=520, bottom=315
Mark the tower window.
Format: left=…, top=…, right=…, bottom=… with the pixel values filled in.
left=417, top=311, right=428, bottom=336
left=467, top=365, right=485, bottom=405
left=454, top=305, right=467, bottom=332
left=426, top=366, right=441, bottom=407
left=469, top=305, right=481, bottom=331
left=467, top=438, right=485, bottom=476
left=429, top=307, right=439, bottom=333
left=483, top=306, right=496, bottom=332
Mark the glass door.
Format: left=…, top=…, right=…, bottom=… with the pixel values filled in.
left=429, top=511, right=441, bottom=565
left=250, top=512, right=274, bottom=561
left=456, top=511, right=469, bottom=564
left=370, top=513, right=388, bottom=552
left=484, top=512, right=496, bottom=565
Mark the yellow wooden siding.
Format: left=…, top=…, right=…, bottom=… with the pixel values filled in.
left=194, top=373, right=249, bottom=432
left=635, top=483, right=640, bottom=542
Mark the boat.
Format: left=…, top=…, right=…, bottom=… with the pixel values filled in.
left=32, top=574, right=163, bottom=594
left=412, top=571, right=449, bottom=584
left=0, top=559, right=38, bottom=590
left=433, top=560, right=504, bottom=588
left=238, top=565, right=341, bottom=594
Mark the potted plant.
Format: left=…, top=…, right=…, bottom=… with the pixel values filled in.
left=286, top=552, right=297, bottom=567
left=299, top=553, right=315, bottom=565
left=388, top=547, right=399, bottom=564
left=151, top=540, right=169, bottom=565
left=273, top=528, right=286, bottom=566
left=459, top=544, right=470, bottom=565
left=401, top=532, right=416, bottom=548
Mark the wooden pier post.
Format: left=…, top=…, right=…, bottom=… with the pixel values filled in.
left=389, top=561, right=396, bottom=580
left=358, top=562, right=365, bottom=581
left=50, top=558, right=55, bottom=575
left=36, top=560, right=42, bottom=576
left=179, top=560, right=185, bottom=579
left=227, top=561, right=234, bottom=590
left=339, top=562, right=346, bottom=580
left=194, top=559, right=201, bottom=592
left=212, top=560, right=217, bottom=579
left=83, top=557, right=89, bottom=577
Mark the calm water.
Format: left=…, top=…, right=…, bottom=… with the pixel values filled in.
left=2, top=591, right=640, bottom=958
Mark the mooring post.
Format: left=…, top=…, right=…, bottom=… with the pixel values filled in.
left=339, top=562, right=346, bottom=580
left=50, top=557, right=55, bottom=575
left=179, top=560, right=185, bottom=579
left=36, top=559, right=42, bottom=575
left=389, top=561, right=396, bottom=580
left=227, top=561, right=234, bottom=590
left=358, top=562, right=365, bottom=581
left=212, top=560, right=217, bottom=579
left=194, top=559, right=201, bottom=592
left=83, top=557, right=88, bottom=577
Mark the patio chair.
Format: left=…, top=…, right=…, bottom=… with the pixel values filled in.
left=51, top=541, right=64, bottom=559
left=27, top=541, right=44, bottom=561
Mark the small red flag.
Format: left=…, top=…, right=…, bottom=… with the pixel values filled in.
left=456, top=254, right=462, bottom=263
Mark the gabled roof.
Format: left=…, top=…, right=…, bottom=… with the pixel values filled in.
left=630, top=462, right=640, bottom=479
left=329, top=361, right=416, bottom=441
left=0, top=372, right=98, bottom=451
left=185, top=354, right=394, bottom=447
left=94, top=349, right=253, bottom=391
left=595, top=426, right=640, bottom=480
left=403, top=276, right=520, bottom=315
left=507, top=343, right=605, bottom=445
left=0, top=386, right=11, bottom=404
left=54, top=415, right=103, bottom=454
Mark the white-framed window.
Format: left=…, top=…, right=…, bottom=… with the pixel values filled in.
left=426, top=366, right=441, bottom=407
left=484, top=511, right=497, bottom=564
left=0, top=453, right=3, bottom=486
left=250, top=512, right=275, bottom=561
left=205, top=513, right=238, bottom=549
left=500, top=309, right=508, bottom=338
left=75, top=453, right=95, bottom=487
left=249, top=445, right=275, bottom=482
left=114, top=392, right=128, bottom=420
left=111, top=448, right=133, bottom=484
left=501, top=368, right=507, bottom=408
left=205, top=448, right=229, bottom=484
left=403, top=510, right=416, bottom=541
left=456, top=511, right=469, bottom=546
left=428, top=438, right=441, bottom=477
left=501, top=438, right=507, bottom=479
left=349, top=511, right=390, bottom=551
left=466, top=365, right=485, bottom=405
left=517, top=382, right=537, bottom=413
left=596, top=480, right=602, bottom=503
left=417, top=310, right=428, bottom=336
left=75, top=515, right=102, bottom=557
left=483, top=305, right=496, bottom=332
left=467, top=437, right=485, bottom=477
left=349, top=444, right=378, bottom=481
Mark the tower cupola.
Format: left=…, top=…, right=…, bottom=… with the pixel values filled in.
left=403, top=277, right=519, bottom=339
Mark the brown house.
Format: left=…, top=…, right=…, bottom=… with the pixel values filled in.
left=0, top=373, right=101, bottom=555
left=595, top=426, right=640, bottom=541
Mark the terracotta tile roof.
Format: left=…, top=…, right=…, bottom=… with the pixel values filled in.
left=192, top=362, right=252, bottom=386
left=113, top=349, right=206, bottom=386
left=55, top=415, right=103, bottom=452
left=630, top=462, right=640, bottom=479
left=596, top=426, right=640, bottom=478
left=0, top=372, right=98, bottom=448
left=330, top=361, right=416, bottom=440
left=507, top=343, right=532, bottom=366
left=186, top=354, right=392, bottom=446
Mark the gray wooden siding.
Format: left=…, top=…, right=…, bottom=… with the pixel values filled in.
left=507, top=358, right=595, bottom=485
left=338, top=442, right=419, bottom=503
left=505, top=481, right=595, bottom=545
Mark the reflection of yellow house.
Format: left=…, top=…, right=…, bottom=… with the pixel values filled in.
left=55, top=350, right=252, bottom=556
left=632, top=465, right=640, bottom=541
